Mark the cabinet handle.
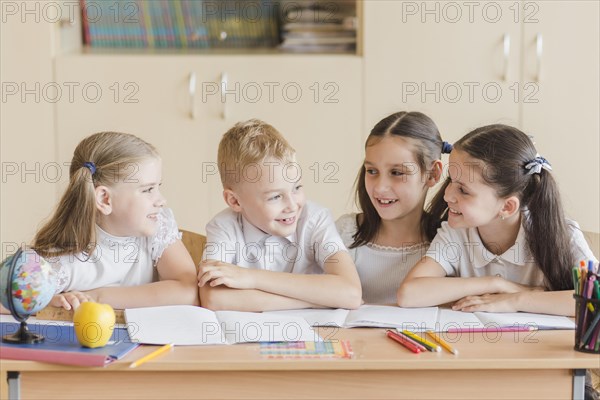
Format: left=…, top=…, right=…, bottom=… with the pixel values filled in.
left=221, top=72, right=228, bottom=120
left=189, top=72, right=196, bottom=119
left=502, top=34, right=510, bottom=82
left=535, top=33, right=543, bottom=82
left=59, top=18, right=75, bottom=28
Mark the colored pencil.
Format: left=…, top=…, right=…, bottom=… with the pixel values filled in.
left=426, top=331, right=459, bottom=355
left=386, top=330, right=421, bottom=354
left=129, top=343, right=174, bottom=368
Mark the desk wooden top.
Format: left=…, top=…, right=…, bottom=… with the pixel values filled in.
left=1, top=328, right=598, bottom=372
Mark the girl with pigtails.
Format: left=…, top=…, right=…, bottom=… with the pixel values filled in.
left=398, top=124, right=596, bottom=316
left=336, top=111, right=451, bottom=304
left=32, top=131, right=199, bottom=310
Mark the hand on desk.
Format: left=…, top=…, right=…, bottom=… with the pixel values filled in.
left=198, top=260, right=256, bottom=290
left=452, top=293, right=520, bottom=312
left=50, top=291, right=93, bottom=311
left=453, top=280, right=544, bottom=312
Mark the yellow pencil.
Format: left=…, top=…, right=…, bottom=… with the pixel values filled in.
left=129, top=343, right=175, bottom=369
left=426, top=331, right=459, bottom=355
left=401, top=330, right=441, bottom=352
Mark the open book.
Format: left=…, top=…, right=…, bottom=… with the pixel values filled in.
left=124, top=306, right=321, bottom=345
left=264, top=305, right=575, bottom=332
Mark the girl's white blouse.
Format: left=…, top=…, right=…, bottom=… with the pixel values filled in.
left=336, top=213, right=429, bottom=305
left=52, top=208, right=181, bottom=293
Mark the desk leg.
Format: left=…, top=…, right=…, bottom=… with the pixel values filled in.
left=573, top=369, right=585, bottom=400
left=7, top=371, right=20, bottom=400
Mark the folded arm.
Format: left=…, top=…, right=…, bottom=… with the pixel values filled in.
left=397, top=256, right=541, bottom=308
left=199, top=285, right=319, bottom=312
left=85, top=240, right=199, bottom=309
left=199, top=251, right=362, bottom=311
left=452, top=289, right=575, bottom=316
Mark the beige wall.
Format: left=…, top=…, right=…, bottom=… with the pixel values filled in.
left=0, top=2, right=57, bottom=255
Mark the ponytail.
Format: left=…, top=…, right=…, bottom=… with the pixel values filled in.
left=34, top=168, right=97, bottom=257
left=33, top=131, right=159, bottom=258
left=522, top=170, right=574, bottom=290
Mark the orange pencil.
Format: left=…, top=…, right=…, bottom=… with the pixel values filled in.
left=426, top=331, right=459, bottom=355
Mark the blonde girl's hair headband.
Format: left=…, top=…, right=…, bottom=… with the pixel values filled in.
left=441, top=141, right=453, bottom=154
left=83, top=162, right=96, bottom=175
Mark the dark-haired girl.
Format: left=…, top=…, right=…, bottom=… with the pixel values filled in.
left=336, top=112, right=450, bottom=304
left=398, top=124, right=596, bottom=316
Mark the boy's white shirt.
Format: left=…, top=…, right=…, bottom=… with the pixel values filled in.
left=203, top=200, right=347, bottom=274
left=427, top=219, right=597, bottom=285
left=52, top=208, right=181, bottom=293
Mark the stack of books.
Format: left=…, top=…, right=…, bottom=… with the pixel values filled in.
left=82, top=0, right=279, bottom=49
left=279, top=2, right=357, bottom=53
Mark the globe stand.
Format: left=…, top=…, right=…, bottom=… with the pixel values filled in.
left=1, top=248, right=45, bottom=344
left=2, top=320, right=44, bottom=344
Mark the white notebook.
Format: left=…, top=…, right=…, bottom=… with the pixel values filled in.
left=264, top=305, right=439, bottom=331
left=264, top=305, right=575, bottom=332
left=125, top=306, right=321, bottom=345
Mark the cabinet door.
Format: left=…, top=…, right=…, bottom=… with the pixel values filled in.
left=55, top=55, right=218, bottom=233
left=364, top=0, right=521, bottom=143
left=521, top=1, right=599, bottom=232
left=55, top=55, right=362, bottom=234
left=201, top=55, right=363, bottom=223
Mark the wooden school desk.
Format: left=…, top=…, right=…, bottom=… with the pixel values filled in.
left=1, top=328, right=598, bottom=400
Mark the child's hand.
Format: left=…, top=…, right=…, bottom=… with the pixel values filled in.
left=452, top=293, right=519, bottom=313
left=50, top=291, right=92, bottom=311
left=198, top=260, right=256, bottom=289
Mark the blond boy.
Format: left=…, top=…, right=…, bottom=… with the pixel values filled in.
left=199, top=119, right=362, bottom=311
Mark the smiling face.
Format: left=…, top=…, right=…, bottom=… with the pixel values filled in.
left=97, top=157, right=166, bottom=237
left=444, top=149, right=506, bottom=229
left=226, top=157, right=306, bottom=237
left=364, top=136, right=431, bottom=223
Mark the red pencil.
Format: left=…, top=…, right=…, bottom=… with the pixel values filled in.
left=386, top=330, right=421, bottom=353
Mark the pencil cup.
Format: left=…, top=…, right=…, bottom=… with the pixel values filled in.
left=573, top=295, right=600, bottom=354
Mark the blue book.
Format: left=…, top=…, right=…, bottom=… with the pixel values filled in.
left=0, top=322, right=139, bottom=367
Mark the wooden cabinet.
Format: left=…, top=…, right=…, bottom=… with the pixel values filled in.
left=363, top=0, right=522, bottom=140
left=520, top=1, right=599, bottom=233
left=363, top=0, right=599, bottom=233
left=55, top=54, right=363, bottom=233
left=2, top=0, right=598, bottom=245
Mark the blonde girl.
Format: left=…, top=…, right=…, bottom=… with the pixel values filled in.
left=33, top=132, right=199, bottom=310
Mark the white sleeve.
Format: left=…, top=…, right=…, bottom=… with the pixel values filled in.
left=311, top=208, right=348, bottom=267
left=202, top=210, right=239, bottom=264
left=335, top=214, right=358, bottom=247
left=335, top=213, right=359, bottom=262
left=151, top=208, right=182, bottom=265
left=425, top=222, right=462, bottom=276
left=568, top=221, right=598, bottom=263
left=50, top=258, right=71, bottom=294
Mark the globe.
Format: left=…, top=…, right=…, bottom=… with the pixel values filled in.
left=1, top=248, right=55, bottom=343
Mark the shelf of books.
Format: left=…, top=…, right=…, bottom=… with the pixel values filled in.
left=79, top=0, right=359, bottom=54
